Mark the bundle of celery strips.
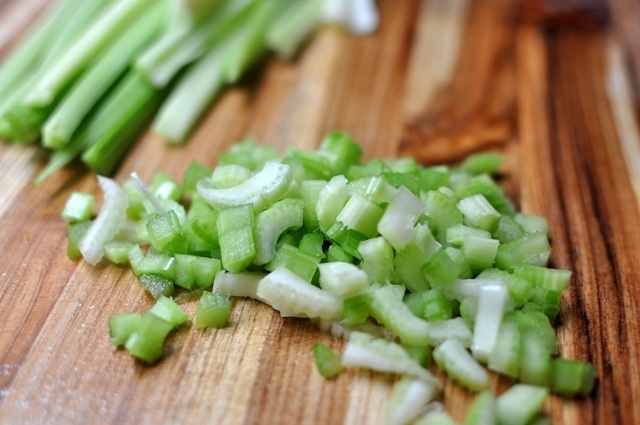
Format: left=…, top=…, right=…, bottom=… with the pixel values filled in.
left=0, top=0, right=378, bottom=182
left=63, top=133, right=595, bottom=425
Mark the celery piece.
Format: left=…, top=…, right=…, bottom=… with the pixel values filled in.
left=341, top=293, right=370, bottom=327
left=496, top=384, right=548, bottom=425
left=316, top=175, right=350, bottom=233
left=78, top=176, right=127, bottom=266
left=254, top=198, right=304, bottom=265
left=427, top=317, right=473, bottom=348
left=457, top=194, right=501, bottom=233
left=445, top=224, right=492, bottom=248
left=404, top=289, right=454, bottom=322
left=265, top=243, right=320, bottom=283
left=124, top=311, right=173, bottom=364
left=509, top=310, right=559, bottom=356
left=174, top=254, right=197, bottom=289
left=493, top=215, right=525, bottom=243
left=519, top=330, right=552, bottom=387
left=216, top=204, right=256, bottom=273
left=325, top=222, right=367, bottom=259
left=487, top=319, right=521, bottom=378
left=386, top=377, right=439, bottom=425
left=512, top=264, right=571, bottom=292
left=454, top=174, right=515, bottom=216
left=444, top=246, right=473, bottom=279
left=357, top=236, right=394, bottom=285
left=326, top=244, right=355, bottom=264
left=402, top=344, right=432, bottom=368
left=460, top=153, right=503, bottom=175
left=362, top=176, right=398, bottom=205
left=471, top=280, right=509, bottom=363
left=27, top=0, right=158, bottom=107
left=198, top=162, right=292, bottom=212
left=527, top=288, right=561, bottom=322
left=61, top=192, right=95, bottom=223
left=127, top=245, right=145, bottom=272
left=147, top=210, right=185, bottom=253
left=150, top=172, right=183, bottom=201
left=381, top=171, right=420, bottom=195
left=394, top=224, right=441, bottom=292
left=318, top=262, right=368, bottom=298
left=149, top=295, right=190, bottom=330
left=414, top=412, right=458, bottom=425
left=378, top=187, right=426, bottom=250
left=433, top=338, right=489, bottom=392
left=335, top=193, right=384, bottom=238
left=341, top=331, right=439, bottom=384
left=464, top=390, right=497, bottom=425
left=300, top=180, right=326, bottom=231
left=346, top=159, right=386, bottom=181
left=267, top=0, right=323, bottom=60
left=423, top=190, right=463, bottom=242
left=298, top=230, right=325, bottom=260
left=210, top=164, right=251, bottom=189
left=108, top=313, right=142, bottom=347
left=462, top=236, right=499, bottom=274
left=103, top=240, right=135, bottom=265
left=313, top=343, right=343, bottom=379
left=257, top=267, right=343, bottom=319
left=192, top=257, right=221, bottom=289
left=366, top=284, right=431, bottom=347
left=42, top=2, right=165, bottom=149
left=296, top=132, right=363, bottom=179
left=494, top=233, right=550, bottom=271
left=477, top=268, right=535, bottom=308
left=213, top=270, right=266, bottom=300
left=139, top=274, right=175, bottom=300
left=514, top=213, right=549, bottom=235
left=80, top=71, right=164, bottom=176
left=424, top=249, right=460, bottom=289
left=550, top=359, right=595, bottom=396
left=135, top=253, right=177, bottom=281
left=196, top=291, right=231, bottom=328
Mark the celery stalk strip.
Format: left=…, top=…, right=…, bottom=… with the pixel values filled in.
left=42, top=2, right=166, bottom=149
left=26, top=0, right=157, bottom=107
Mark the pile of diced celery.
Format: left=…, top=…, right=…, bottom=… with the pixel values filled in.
left=62, top=132, right=594, bottom=425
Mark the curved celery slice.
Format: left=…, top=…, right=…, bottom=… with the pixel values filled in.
left=341, top=331, right=439, bottom=384
left=197, top=162, right=292, bottom=211
left=433, top=338, right=489, bottom=392
left=496, top=384, right=548, bottom=425
left=366, top=284, right=431, bottom=347
left=78, top=176, right=127, bottom=266
left=254, top=198, right=304, bottom=265
left=257, top=267, right=343, bottom=319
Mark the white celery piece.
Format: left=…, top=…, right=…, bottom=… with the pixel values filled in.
left=254, top=199, right=304, bottom=265
left=496, top=384, right=548, bottom=425
left=257, top=267, right=343, bottom=320
left=377, top=186, right=426, bottom=250
left=457, top=194, right=501, bottom=232
left=318, top=261, right=368, bottom=298
left=27, top=0, right=157, bottom=107
left=341, top=331, right=439, bottom=384
left=197, top=162, right=292, bottom=211
left=357, top=236, right=394, bottom=285
left=428, top=317, right=473, bottom=348
left=385, top=377, right=440, bottom=425
left=316, top=175, right=351, bottom=232
left=364, top=176, right=398, bottom=204
left=335, top=192, right=384, bottom=238
left=212, top=270, right=266, bottom=300
left=433, top=338, right=489, bottom=392
left=78, top=176, right=127, bottom=266
left=471, top=279, right=509, bottom=363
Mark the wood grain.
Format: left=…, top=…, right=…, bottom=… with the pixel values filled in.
left=0, top=0, right=638, bottom=424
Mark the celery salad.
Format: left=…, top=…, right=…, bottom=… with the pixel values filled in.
left=63, top=133, right=595, bottom=425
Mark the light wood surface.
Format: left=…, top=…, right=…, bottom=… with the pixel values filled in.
left=1, top=0, right=639, bottom=424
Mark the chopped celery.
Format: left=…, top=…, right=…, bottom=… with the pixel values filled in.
left=212, top=270, right=266, bottom=300
left=124, top=311, right=173, bottom=364
left=103, top=240, right=135, bottom=265
left=196, top=291, right=231, bottom=328
left=108, top=313, right=142, bottom=347
left=550, top=359, right=595, bottom=396
left=61, top=192, right=95, bottom=224
left=460, top=153, right=503, bottom=175
left=377, top=187, right=426, bottom=250
left=464, top=390, right=496, bottom=425
left=265, top=243, right=320, bottom=283
left=386, top=377, right=439, bottom=425
left=217, top=204, right=256, bottom=273
left=512, top=264, right=571, bottom=292
left=496, top=384, right=548, bottom=425
left=433, top=338, right=489, bottom=392
left=254, top=198, right=304, bottom=265
left=318, top=261, right=368, bottom=298
left=457, top=194, right=501, bottom=233
left=149, top=295, right=190, bottom=329
left=313, top=343, right=343, bottom=378
left=471, top=280, right=509, bottom=362
left=495, top=233, right=551, bottom=271
left=341, top=293, right=370, bottom=327
left=335, top=193, right=384, bottom=238
left=139, top=274, right=175, bottom=300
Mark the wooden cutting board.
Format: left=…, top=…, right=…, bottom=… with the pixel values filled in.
left=1, top=0, right=639, bottom=423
